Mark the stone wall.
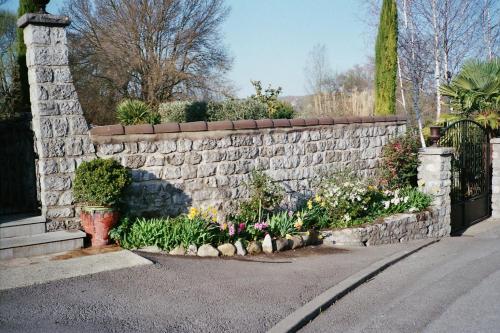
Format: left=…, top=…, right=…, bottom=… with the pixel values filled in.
left=491, top=138, right=500, bottom=219
left=322, top=210, right=441, bottom=246
left=90, top=117, right=406, bottom=218
left=19, top=14, right=96, bottom=230
left=417, top=147, right=453, bottom=237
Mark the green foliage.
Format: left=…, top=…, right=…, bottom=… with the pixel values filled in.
left=73, top=158, right=131, bottom=207
left=268, top=211, right=297, bottom=238
left=116, top=99, right=160, bottom=125
left=374, top=0, right=398, bottom=116
left=250, top=80, right=295, bottom=119
left=206, top=99, right=268, bottom=121
left=379, top=131, right=420, bottom=188
left=439, top=58, right=500, bottom=116
left=0, top=10, right=19, bottom=119
left=158, top=101, right=207, bottom=123
left=109, top=215, right=218, bottom=251
left=229, top=170, right=284, bottom=225
left=16, top=0, right=37, bottom=113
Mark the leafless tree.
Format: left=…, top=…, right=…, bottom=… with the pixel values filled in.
left=65, top=0, right=232, bottom=124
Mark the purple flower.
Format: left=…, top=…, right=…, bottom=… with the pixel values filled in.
left=229, top=223, right=235, bottom=237
left=254, top=222, right=268, bottom=231
left=238, top=223, right=246, bottom=233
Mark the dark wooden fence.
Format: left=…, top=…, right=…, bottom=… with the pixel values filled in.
left=0, top=113, right=38, bottom=215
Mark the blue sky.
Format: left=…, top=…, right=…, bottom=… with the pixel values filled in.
left=2, top=0, right=371, bottom=97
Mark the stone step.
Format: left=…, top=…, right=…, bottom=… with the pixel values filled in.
left=0, top=230, right=86, bottom=260
left=0, top=215, right=46, bottom=239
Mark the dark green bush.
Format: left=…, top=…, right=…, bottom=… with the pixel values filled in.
left=116, top=99, right=160, bottom=125
left=206, top=99, right=269, bottom=121
left=73, top=158, right=131, bottom=207
left=379, top=131, right=421, bottom=188
left=270, top=100, right=295, bottom=119
left=158, top=101, right=207, bottom=123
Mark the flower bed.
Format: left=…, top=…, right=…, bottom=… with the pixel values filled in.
left=109, top=170, right=433, bottom=257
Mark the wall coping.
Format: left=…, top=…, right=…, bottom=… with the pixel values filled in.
left=90, top=115, right=407, bottom=137
left=419, top=147, right=454, bottom=155
left=490, top=138, right=500, bottom=144
left=18, top=13, right=71, bottom=29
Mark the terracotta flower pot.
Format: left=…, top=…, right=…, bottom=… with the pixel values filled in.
left=80, top=207, right=120, bottom=247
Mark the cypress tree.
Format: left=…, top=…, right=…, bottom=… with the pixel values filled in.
left=16, top=0, right=37, bottom=113
left=374, top=0, right=398, bottom=115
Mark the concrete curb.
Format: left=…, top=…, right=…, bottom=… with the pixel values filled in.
left=268, top=239, right=440, bottom=333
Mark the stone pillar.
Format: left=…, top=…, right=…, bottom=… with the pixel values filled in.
left=18, top=14, right=95, bottom=230
left=491, top=138, right=500, bottom=219
left=417, top=147, right=453, bottom=237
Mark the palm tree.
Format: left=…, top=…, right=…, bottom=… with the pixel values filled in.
left=439, top=58, right=500, bottom=131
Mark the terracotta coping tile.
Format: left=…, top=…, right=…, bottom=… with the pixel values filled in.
left=153, top=123, right=180, bottom=133
left=90, top=124, right=124, bottom=136
left=233, top=119, right=257, bottom=129
left=334, top=117, right=349, bottom=124
left=124, top=124, right=154, bottom=134
left=180, top=121, right=207, bottom=132
left=290, top=118, right=307, bottom=127
left=273, top=119, right=291, bottom=127
left=304, top=118, right=320, bottom=126
left=255, top=119, right=274, bottom=128
left=207, top=120, right=234, bottom=131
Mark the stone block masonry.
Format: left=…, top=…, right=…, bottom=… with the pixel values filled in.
left=491, top=138, right=500, bottom=219
left=19, top=14, right=96, bottom=231
left=417, top=147, right=453, bottom=237
left=91, top=118, right=406, bottom=218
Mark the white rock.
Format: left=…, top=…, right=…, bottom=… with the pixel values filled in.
left=138, top=245, right=162, bottom=253
left=217, top=243, right=236, bottom=256
left=234, top=240, right=247, bottom=256
left=262, top=234, right=274, bottom=254
left=169, top=245, right=185, bottom=255
left=187, top=244, right=198, bottom=256
left=198, top=244, right=220, bottom=257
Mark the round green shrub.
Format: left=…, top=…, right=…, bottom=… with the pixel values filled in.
left=116, top=99, right=160, bottom=125
left=158, top=101, right=207, bottom=123
left=73, top=158, right=131, bottom=207
left=206, top=99, right=268, bottom=121
left=270, top=100, right=295, bottom=119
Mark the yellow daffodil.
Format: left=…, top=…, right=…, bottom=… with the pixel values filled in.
left=314, top=195, right=321, bottom=203
left=307, top=200, right=313, bottom=210
left=294, top=218, right=303, bottom=230
left=187, top=207, right=198, bottom=220
left=285, top=234, right=293, bottom=240
left=220, top=223, right=228, bottom=231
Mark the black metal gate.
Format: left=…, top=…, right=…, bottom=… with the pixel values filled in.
left=438, top=119, right=491, bottom=233
left=0, top=114, right=39, bottom=215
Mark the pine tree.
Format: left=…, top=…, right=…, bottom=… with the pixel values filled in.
left=374, top=0, right=398, bottom=115
left=16, top=0, right=37, bottom=113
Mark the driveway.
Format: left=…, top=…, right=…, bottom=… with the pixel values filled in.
left=0, top=241, right=430, bottom=333
left=300, top=220, right=500, bottom=333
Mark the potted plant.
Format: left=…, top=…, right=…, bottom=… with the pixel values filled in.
left=73, top=158, right=131, bottom=247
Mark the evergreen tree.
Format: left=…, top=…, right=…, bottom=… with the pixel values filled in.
left=374, top=0, right=398, bottom=115
left=16, top=0, right=37, bottom=113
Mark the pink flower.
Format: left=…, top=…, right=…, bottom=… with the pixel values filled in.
left=254, top=222, right=268, bottom=231
left=238, top=223, right=246, bottom=233
left=229, top=223, right=235, bottom=237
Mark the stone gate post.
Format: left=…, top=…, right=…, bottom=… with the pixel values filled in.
left=491, top=138, right=500, bottom=219
left=18, top=13, right=95, bottom=230
left=418, top=147, right=453, bottom=237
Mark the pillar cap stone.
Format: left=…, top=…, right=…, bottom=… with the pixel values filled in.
left=490, top=138, right=500, bottom=144
left=18, top=13, right=70, bottom=29
left=419, top=147, right=454, bottom=155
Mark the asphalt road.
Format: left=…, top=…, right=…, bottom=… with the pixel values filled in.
left=300, top=220, right=500, bottom=333
left=0, top=241, right=429, bottom=333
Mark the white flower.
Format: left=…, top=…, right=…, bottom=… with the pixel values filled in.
left=409, top=207, right=418, bottom=213
left=384, top=201, right=391, bottom=209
